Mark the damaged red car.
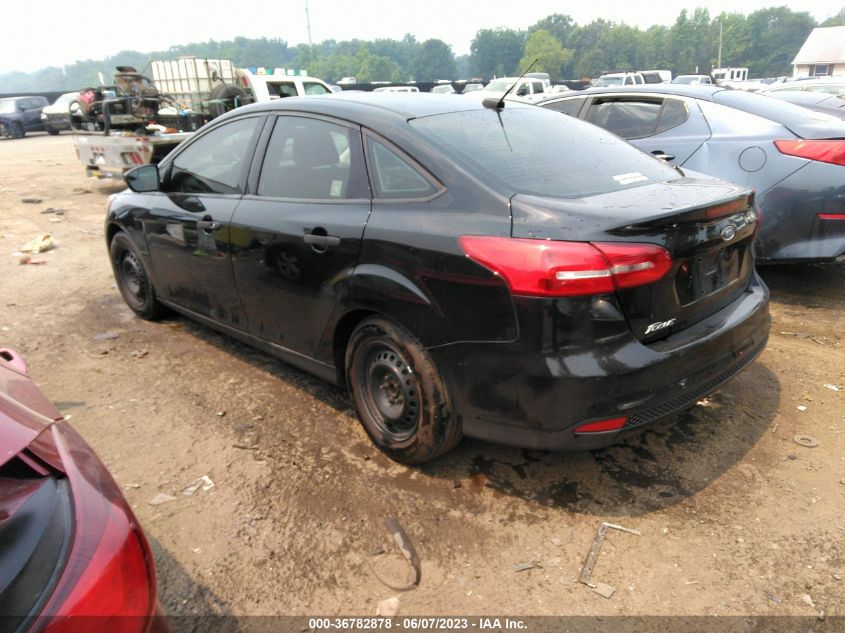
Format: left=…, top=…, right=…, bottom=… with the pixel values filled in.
left=0, top=348, right=167, bottom=633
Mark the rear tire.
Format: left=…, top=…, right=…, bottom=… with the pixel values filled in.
left=346, top=317, right=461, bottom=464
left=109, top=232, right=166, bottom=320
left=11, top=122, right=24, bottom=139
left=46, top=126, right=60, bottom=136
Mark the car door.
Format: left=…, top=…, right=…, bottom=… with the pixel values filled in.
left=143, top=115, right=264, bottom=325
left=230, top=114, right=372, bottom=357
left=580, top=95, right=712, bottom=165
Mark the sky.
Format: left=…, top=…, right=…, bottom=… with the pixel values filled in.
left=1, top=0, right=843, bottom=74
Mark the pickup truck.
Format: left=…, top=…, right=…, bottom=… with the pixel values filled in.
left=472, top=76, right=554, bottom=103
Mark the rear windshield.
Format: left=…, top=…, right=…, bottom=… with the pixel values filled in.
left=715, top=89, right=843, bottom=129
left=410, top=107, right=678, bottom=198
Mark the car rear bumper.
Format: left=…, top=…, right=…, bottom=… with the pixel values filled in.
left=430, top=273, right=770, bottom=450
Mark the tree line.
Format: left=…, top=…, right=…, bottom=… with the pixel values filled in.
left=2, top=6, right=844, bottom=93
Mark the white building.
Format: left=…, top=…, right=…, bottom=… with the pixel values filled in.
left=792, top=26, right=845, bottom=77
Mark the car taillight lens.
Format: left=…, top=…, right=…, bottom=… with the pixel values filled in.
left=459, top=236, right=672, bottom=297
left=38, top=424, right=156, bottom=633
left=774, top=139, right=845, bottom=166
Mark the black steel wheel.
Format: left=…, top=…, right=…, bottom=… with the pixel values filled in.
left=346, top=318, right=460, bottom=463
left=109, top=232, right=165, bottom=320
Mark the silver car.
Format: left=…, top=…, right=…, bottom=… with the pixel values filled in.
left=539, top=85, right=845, bottom=263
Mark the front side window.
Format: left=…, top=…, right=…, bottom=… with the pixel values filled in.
left=367, top=139, right=437, bottom=199
left=268, top=82, right=298, bottom=98
left=585, top=99, right=663, bottom=139
left=257, top=116, right=367, bottom=199
left=542, top=97, right=587, bottom=116
left=166, top=116, right=259, bottom=195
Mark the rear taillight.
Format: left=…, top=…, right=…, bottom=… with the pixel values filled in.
left=775, top=139, right=845, bottom=166
left=459, top=236, right=672, bottom=297
left=574, top=416, right=628, bottom=434
left=39, top=424, right=156, bottom=633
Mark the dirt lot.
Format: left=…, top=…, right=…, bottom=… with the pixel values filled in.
left=1, top=135, right=844, bottom=623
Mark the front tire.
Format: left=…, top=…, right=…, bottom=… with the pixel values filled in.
left=109, top=232, right=165, bottom=320
left=46, top=126, right=60, bottom=136
left=346, top=318, right=460, bottom=464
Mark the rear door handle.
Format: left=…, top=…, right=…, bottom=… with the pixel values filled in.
left=303, top=233, right=341, bottom=247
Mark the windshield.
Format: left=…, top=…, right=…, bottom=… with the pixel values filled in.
left=0, top=99, right=17, bottom=114
left=485, top=79, right=514, bottom=93
left=715, top=89, right=844, bottom=128
left=411, top=107, right=678, bottom=199
left=592, top=77, right=623, bottom=87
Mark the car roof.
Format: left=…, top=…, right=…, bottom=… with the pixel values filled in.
left=223, top=92, right=534, bottom=127
left=538, top=85, right=725, bottom=103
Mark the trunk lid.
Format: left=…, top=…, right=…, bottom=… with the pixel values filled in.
left=511, top=176, right=758, bottom=342
left=0, top=350, right=63, bottom=468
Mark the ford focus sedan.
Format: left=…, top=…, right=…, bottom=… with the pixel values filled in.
left=539, top=85, right=845, bottom=263
left=106, top=93, right=770, bottom=463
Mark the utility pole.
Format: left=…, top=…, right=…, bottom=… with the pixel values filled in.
left=305, top=0, right=313, bottom=47
left=717, top=19, right=723, bottom=69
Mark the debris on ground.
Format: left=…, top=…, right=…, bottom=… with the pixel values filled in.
left=797, top=405, right=808, bottom=412
left=131, top=349, right=149, bottom=359
left=18, top=255, right=47, bottom=265
left=794, top=434, right=819, bottom=448
left=800, top=594, right=816, bottom=608
left=21, top=197, right=42, bottom=204
left=368, top=515, right=422, bottom=591
left=823, top=384, right=842, bottom=392
left=513, top=561, right=539, bottom=572
left=376, top=596, right=401, bottom=617
left=20, top=234, right=54, bottom=253
left=579, top=522, right=642, bottom=599
left=125, top=483, right=141, bottom=490
left=181, top=475, right=215, bottom=496
left=149, top=493, right=178, bottom=506
left=71, top=187, right=92, bottom=194
left=768, top=593, right=782, bottom=605
left=94, top=332, right=120, bottom=341
left=40, top=207, right=66, bottom=215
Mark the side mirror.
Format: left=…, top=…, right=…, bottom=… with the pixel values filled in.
left=125, top=164, right=160, bottom=192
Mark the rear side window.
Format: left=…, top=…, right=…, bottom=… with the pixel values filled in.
left=412, top=107, right=677, bottom=199
left=257, top=116, right=368, bottom=199
left=367, top=139, right=437, bottom=199
left=542, top=97, right=586, bottom=116
left=167, top=116, right=259, bottom=195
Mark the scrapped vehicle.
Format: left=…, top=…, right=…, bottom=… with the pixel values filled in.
left=760, top=77, right=845, bottom=96
left=474, top=77, right=552, bottom=102
left=373, top=85, right=420, bottom=93
left=461, top=83, right=485, bottom=93
left=105, top=93, right=769, bottom=463
left=766, top=90, right=845, bottom=119
left=672, top=75, right=713, bottom=85
left=0, top=96, right=48, bottom=139
left=592, top=72, right=645, bottom=87
left=0, top=348, right=168, bottom=633
left=539, top=85, right=845, bottom=263
left=40, top=92, right=80, bottom=134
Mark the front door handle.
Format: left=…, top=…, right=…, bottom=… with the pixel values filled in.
left=303, top=233, right=341, bottom=248
left=197, top=217, right=221, bottom=233
left=651, top=150, right=676, bottom=161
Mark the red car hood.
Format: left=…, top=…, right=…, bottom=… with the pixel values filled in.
left=0, top=349, right=64, bottom=468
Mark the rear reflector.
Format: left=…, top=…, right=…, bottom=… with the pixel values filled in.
left=574, top=417, right=628, bottom=434
left=775, top=139, right=845, bottom=166
left=459, top=237, right=672, bottom=297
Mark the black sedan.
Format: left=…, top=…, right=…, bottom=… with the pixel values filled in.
left=106, top=93, right=770, bottom=463
left=538, top=85, right=845, bottom=263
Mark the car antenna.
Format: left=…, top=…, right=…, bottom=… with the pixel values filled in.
left=483, top=58, right=539, bottom=110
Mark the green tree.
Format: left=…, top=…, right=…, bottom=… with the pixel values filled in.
left=528, top=14, right=575, bottom=44
left=711, top=13, right=751, bottom=69
left=410, top=39, right=456, bottom=81
left=469, top=28, right=525, bottom=77
left=746, top=7, right=816, bottom=75
left=518, top=29, right=573, bottom=81
left=821, top=7, right=845, bottom=26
